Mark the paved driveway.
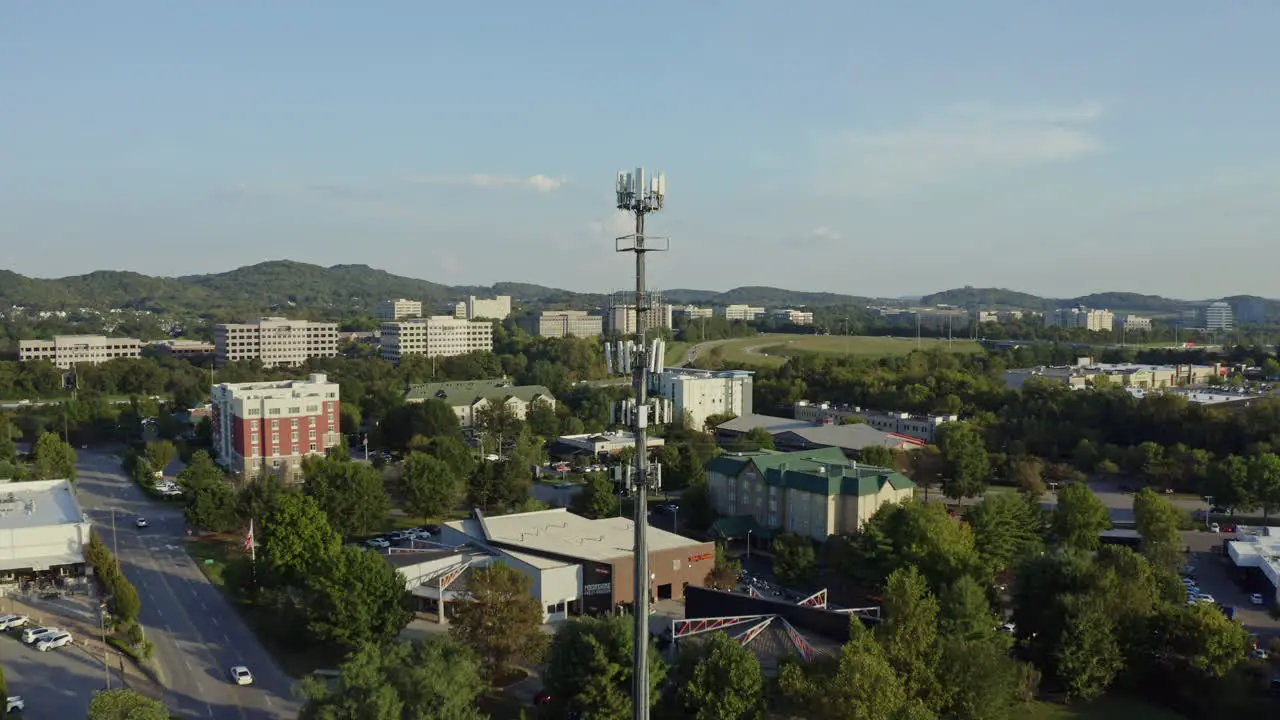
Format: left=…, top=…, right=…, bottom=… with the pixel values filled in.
left=75, top=448, right=300, bottom=719
left=1, top=632, right=125, bottom=719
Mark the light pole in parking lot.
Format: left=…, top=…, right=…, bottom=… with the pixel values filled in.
left=99, top=602, right=111, bottom=690
left=1204, top=495, right=1214, bottom=526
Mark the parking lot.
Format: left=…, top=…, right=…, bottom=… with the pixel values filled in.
left=1183, top=531, right=1280, bottom=646
left=0, top=616, right=128, bottom=719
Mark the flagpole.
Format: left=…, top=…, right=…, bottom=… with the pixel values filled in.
left=248, top=518, right=257, bottom=586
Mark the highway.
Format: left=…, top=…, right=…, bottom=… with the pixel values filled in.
left=75, top=448, right=300, bottom=719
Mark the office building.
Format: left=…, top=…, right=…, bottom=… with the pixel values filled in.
left=605, top=291, right=672, bottom=335
left=1045, top=306, right=1114, bottom=332
left=519, top=311, right=603, bottom=338
left=453, top=296, right=512, bottom=321
left=379, top=316, right=494, bottom=362
left=652, top=367, right=754, bottom=431
left=18, top=335, right=142, bottom=369
left=1121, top=315, right=1152, bottom=332
left=210, top=373, right=341, bottom=481
left=1226, top=529, right=1280, bottom=606
left=404, top=379, right=555, bottom=427
left=793, top=401, right=958, bottom=444
left=1004, top=357, right=1226, bottom=391
left=214, top=317, right=339, bottom=368
left=770, top=308, right=815, bottom=326
left=441, top=508, right=714, bottom=613
left=378, top=299, right=423, bottom=321
left=674, top=305, right=714, bottom=320
left=717, top=304, right=765, bottom=321
left=0, top=479, right=93, bottom=578
left=974, top=310, right=1025, bottom=324
left=705, top=447, right=915, bottom=540
left=150, top=339, right=216, bottom=360
left=1183, top=301, right=1233, bottom=332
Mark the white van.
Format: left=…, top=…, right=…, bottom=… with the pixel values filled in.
left=36, top=631, right=72, bottom=651
left=22, top=626, right=60, bottom=644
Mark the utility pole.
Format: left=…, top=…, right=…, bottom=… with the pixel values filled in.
left=112, top=508, right=119, bottom=559
left=614, top=167, right=667, bottom=720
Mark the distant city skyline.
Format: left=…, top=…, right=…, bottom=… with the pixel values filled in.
left=3, top=2, right=1280, bottom=297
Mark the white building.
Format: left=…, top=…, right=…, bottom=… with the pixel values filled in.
left=453, top=296, right=512, bottom=321
left=210, top=373, right=341, bottom=481
left=793, top=401, right=958, bottom=444
left=214, top=317, right=339, bottom=368
left=0, top=479, right=92, bottom=578
left=519, top=311, right=603, bottom=338
left=717, top=304, right=765, bottom=321
left=605, top=303, right=673, bottom=335
left=379, top=316, right=494, bottom=362
left=1226, top=529, right=1280, bottom=605
left=18, top=335, right=142, bottom=369
left=1044, top=306, right=1114, bottom=332
left=556, top=431, right=666, bottom=457
left=674, top=305, right=714, bottom=320
left=652, top=367, right=754, bottom=430
left=770, top=308, right=814, bottom=326
left=378, top=299, right=423, bottom=321
left=1183, top=301, right=1233, bottom=332
left=1121, top=315, right=1152, bottom=332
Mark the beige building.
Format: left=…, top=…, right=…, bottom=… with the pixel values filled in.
left=519, top=311, right=603, bottom=338
left=1045, top=306, right=1114, bottom=332
left=705, top=447, right=914, bottom=541
left=770, top=308, right=814, bottom=326
left=19, top=335, right=142, bottom=368
left=378, top=299, right=423, bottom=321
left=605, top=303, right=673, bottom=335
left=793, top=401, right=958, bottom=444
left=404, top=379, right=555, bottom=427
left=1004, top=357, right=1225, bottom=391
left=214, top=317, right=339, bottom=368
left=717, top=304, right=765, bottom=321
left=380, top=316, right=493, bottom=362
left=150, top=339, right=215, bottom=359
left=674, top=305, right=714, bottom=320
left=453, top=296, right=512, bottom=321
left=1121, top=315, right=1152, bottom=331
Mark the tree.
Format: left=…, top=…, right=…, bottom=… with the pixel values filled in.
left=31, top=431, right=77, bottom=481
left=938, top=423, right=991, bottom=500
left=178, top=452, right=240, bottom=533
left=1246, top=452, right=1280, bottom=520
left=111, top=577, right=142, bottom=624
left=1009, top=455, right=1046, bottom=498
left=967, top=492, right=1045, bottom=573
left=1072, top=438, right=1101, bottom=472
left=450, top=563, right=547, bottom=681
left=87, top=688, right=170, bottom=720
left=305, top=545, right=412, bottom=651
left=544, top=614, right=667, bottom=719
left=298, top=637, right=486, bottom=720
left=263, top=493, right=341, bottom=586
left=302, top=455, right=391, bottom=537
left=572, top=473, right=620, bottom=519
left=732, top=427, right=775, bottom=452
left=424, top=434, right=477, bottom=479
left=236, top=470, right=287, bottom=526
left=1050, top=482, right=1111, bottom=551
left=896, top=446, right=943, bottom=497
left=704, top=543, right=741, bottom=590
left=144, top=440, right=177, bottom=476
left=772, top=532, right=816, bottom=588
left=380, top=399, right=462, bottom=450
left=939, top=574, right=1000, bottom=642
left=876, top=566, right=944, bottom=713
left=1132, top=487, right=1185, bottom=570
left=525, top=401, right=560, bottom=441
left=400, top=452, right=463, bottom=522
left=1206, top=454, right=1252, bottom=515
left=677, top=630, right=765, bottom=720
left=858, top=444, right=894, bottom=468
left=1055, top=594, right=1123, bottom=701
left=820, top=619, right=909, bottom=720
left=838, top=501, right=982, bottom=591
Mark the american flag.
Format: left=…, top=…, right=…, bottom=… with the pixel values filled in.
left=243, top=518, right=255, bottom=553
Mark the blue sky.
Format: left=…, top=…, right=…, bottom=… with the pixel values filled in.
left=4, top=1, right=1280, bottom=299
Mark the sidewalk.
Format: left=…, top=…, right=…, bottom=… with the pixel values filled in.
left=4, top=592, right=163, bottom=698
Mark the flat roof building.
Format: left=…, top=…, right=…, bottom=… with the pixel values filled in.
left=380, top=316, right=494, bottom=362
left=210, top=373, right=341, bottom=481
left=150, top=339, right=216, bottom=360
left=1004, top=357, right=1226, bottom=391
left=653, top=367, right=754, bottom=431
left=519, top=310, right=603, bottom=338
left=715, top=414, right=925, bottom=457
left=453, top=296, right=512, bottom=321
left=214, top=317, right=339, bottom=368
left=19, top=335, right=142, bottom=369
left=0, top=479, right=92, bottom=577
left=378, top=299, right=423, bottom=321
left=555, top=431, right=665, bottom=457
left=404, top=379, right=555, bottom=428
left=1045, top=306, right=1114, bottom=332
left=1226, top=528, right=1280, bottom=606
left=794, top=401, right=958, bottom=444
left=718, top=305, right=765, bottom=321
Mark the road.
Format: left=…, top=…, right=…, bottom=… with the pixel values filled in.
left=76, top=448, right=300, bottom=719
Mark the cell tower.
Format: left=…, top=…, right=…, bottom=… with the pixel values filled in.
left=613, top=167, right=668, bottom=720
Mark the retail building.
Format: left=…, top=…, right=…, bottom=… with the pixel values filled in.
left=0, top=479, right=92, bottom=582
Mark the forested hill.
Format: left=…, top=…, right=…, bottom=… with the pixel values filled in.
left=921, top=286, right=1273, bottom=316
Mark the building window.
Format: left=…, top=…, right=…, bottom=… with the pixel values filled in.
left=269, top=408, right=281, bottom=415
left=291, top=418, right=299, bottom=428
left=288, top=407, right=300, bottom=414
left=309, top=443, right=316, bottom=452
left=327, top=414, right=335, bottom=425
left=272, top=433, right=279, bottom=443
left=672, top=559, right=680, bottom=571
left=291, top=432, right=298, bottom=442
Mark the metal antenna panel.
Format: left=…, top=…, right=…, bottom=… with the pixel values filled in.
left=615, top=235, right=671, bottom=254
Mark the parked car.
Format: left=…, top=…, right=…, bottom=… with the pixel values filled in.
left=36, top=631, right=72, bottom=651
left=136, top=517, right=148, bottom=529
left=1250, top=593, right=1266, bottom=606
left=22, top=626, right=60, bottom=644
left=6, top=696, right=23, bottom=712
left=229, top=665, right=254, bottom=686
left=0, top=614, right=29, bottom=630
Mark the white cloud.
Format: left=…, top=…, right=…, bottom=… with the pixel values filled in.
left=812, top=225, right=842, bottom=241
left=827, top=102, right=1103, bottom=197
left=408, top=174, right=566, bottom=192
left=589, top=211, right=635, bottom=237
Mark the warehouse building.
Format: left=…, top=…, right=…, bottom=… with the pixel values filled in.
left=441, top=508, right=714, bottom=615
left=0, top=480, right=93, bottom=587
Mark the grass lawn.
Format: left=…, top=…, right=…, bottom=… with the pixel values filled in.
left=664, top=340, right=690, bottom=366
left=1026, top=696, right=1188, bottom=720
left=713, top=334, right=983, bottom=367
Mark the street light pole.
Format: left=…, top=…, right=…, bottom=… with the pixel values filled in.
left=746, top=529, right=752, bottom=559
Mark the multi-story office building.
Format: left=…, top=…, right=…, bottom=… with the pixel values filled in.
left=149, top=339, right=216, bottom=360
left=674, top=305, right=714, bottom=320
left=18, top=335, right=143, bottom=369
left=705, top=447, right=915, bottom=540
left=210, top=373, right=341, bottom=481
left=1004, top=357, right=1226, bottom=391
left=1045, top=306, right=1114, bottom=332
left=652, top=367, right=754, bottom=431
left=1121, top=315, right=1152, bottom=332
left=518, top=311, right=603, bottom=338
left=974, top=309, right=1025, bottom=324
left=380, top=316, right=494, bottom=362
left=214, top=317, right=339, bottom=368
left=378, top=299, right=423, bottom=321
left=1183, top=301, right=1233, bottom=331
left=605, top=291, right=673, bottom=335
left=453, top=296, right=512, bottom=321
left=793, top=401, right=958, bottom=444
left=717, top=304, right=765, bottom=321
left=770, top=308, right=814, bottom=326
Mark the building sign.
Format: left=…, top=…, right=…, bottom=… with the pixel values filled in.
left=584, top=582, right=612, bottom=596
left=688, top=553, right=714, bottom=563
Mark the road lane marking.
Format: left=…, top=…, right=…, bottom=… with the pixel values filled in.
left=211, top=616, right=219, bottom=626
left=265, top=696, right=274, bottom=707
left=223, top=632, right=230, bottom=643
left=185, top=659, right=193, bottom=671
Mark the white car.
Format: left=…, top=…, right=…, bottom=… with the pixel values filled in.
left=1250, top=593, right=1266, bottom=606
left=998, top=622, right=1016, bottom=634
left=0, top=614, right=29, bottom=630
left=1195, top=594, right=1216, bottom=605
left=136, top=517, right=148, bottom=529
left=36, top=631, right=72, bottom=651
left=6, top=696, right=23, bottom=712
left=1209, top=522, right=1220, bottom=533
left=365, top=538, right=390, bottom=550
left=229, top=665, right=254, bottom=686
left=22, top=626, right=60, bottom=644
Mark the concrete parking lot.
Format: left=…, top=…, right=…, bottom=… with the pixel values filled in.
left=1183, top=531, right=1280, bottom=645
left=1, top=628, right=127, bottom=719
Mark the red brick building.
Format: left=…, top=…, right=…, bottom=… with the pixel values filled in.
left=210, top=373, right=341, bottom=481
